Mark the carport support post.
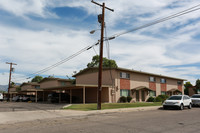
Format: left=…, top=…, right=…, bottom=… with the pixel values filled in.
left=83, top=86, right=85, bottom=104
left=43, top=91, right=45, bottom=102
left=35, top=90, right=38, bottom=103
left=70, top=89, right=72, bottom=104
left=59, top=91, right=61, bottom=103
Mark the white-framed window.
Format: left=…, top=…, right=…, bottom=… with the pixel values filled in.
left=177, top=81, right=182, bottom=85
left=161, top=91, right=166, bottom=95
left=120, top=89, right=130, bottom=97
left=160, top=78, right=166, bottom=83
left=120, top=72, right=130, bottom=79
left=149, top=77, right=156, bottom=82
left=35, top=85, right=40, bottom=89
left=149, top=91, right=156, bottom=97
left=61, top=82, right=66, bottom=86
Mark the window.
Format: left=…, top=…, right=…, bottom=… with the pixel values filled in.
left=184, top=96, right=190, bottom=100
left=35, top=85, right=40, bottom=89
left=149, top=77, right=156, bottom=82
left=197, top=89, right=200, bottom=94
left=160, top=78, right=166, bottom=83
left=161, top=91, right=166, bottom=95
left=61, top=82, right=66, bottom=86
left=149, top=91, right=156, bottom=97
left=120, top=89, right=130, bottom=97
left=168, top=96, right=182, bottom=100
left=177, top=81, right=182, bottom=85
left=120, top=72, right=130, bottom=79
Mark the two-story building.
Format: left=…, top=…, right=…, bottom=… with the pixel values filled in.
left=73, top=67, right=186, bottom=103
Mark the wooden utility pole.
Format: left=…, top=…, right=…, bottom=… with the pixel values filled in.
left=91, top=0, right=114, bottom=110
left=6, top=62, right=17, bottom=100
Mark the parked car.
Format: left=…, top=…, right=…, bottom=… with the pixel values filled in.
left=30, top=96, right=41, bottom=102
left=22, top=95, right=31, bottom=102
left=3, top=96, right=8, bottom=101
left=0, top=93, right=3, bottom=101
left=163, top=95, right=192, bottom=110
left=48, top=93, right=70, bottom=103
left=48, top=93, right=80, bottom=103
left=191, top=94, right=200, bottom=106
left=12, top=96, right=20, bottom=102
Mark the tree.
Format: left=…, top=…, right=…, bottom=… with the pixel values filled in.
left=87, top=55, right=118, bottom=68
left=31, top=76, right=43, bottom=83
left=184, top=82, right=193, bottom=95
left=195, top=79, right=200, bottom=93
left=11, top=82, right=15, bottom=87
left=196, top=79, right=200, bottom=89
left=16, top=86, right=21, bottom=92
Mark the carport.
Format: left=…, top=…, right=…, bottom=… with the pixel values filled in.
left=41, top=84, right=111, bottom=104
left=20, top=89, right=44, bottom=103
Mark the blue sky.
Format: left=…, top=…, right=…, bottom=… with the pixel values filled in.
left=0, top=0, right=200, bottom=85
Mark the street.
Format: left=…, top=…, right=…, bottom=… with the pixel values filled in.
left=0, top=102, right=67, bottom=112
left=0, top=107, right=200, bottom=133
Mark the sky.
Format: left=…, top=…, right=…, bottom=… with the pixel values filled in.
left=0, top=0, right=200, bottom=85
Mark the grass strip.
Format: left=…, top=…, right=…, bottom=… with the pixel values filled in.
left=64, top=102, right=162, bottom=111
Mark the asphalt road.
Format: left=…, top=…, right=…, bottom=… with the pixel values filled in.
left=0, top=107, right=200, bottom=133
left=0, top=102, right=67, bottom=112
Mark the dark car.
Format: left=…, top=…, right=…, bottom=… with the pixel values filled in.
left=22, top=95, right=31, bottom=102
left=48, top=93, right=80, bottom=103
left=30, top=96, right=42, bottom=102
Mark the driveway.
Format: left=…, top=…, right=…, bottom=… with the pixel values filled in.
left=0, top=102, right=68, bottom=112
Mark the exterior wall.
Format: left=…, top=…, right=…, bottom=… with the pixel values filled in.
left=131, top=72, right=149, bottom=88
left=76, top=69, right=115, bottom=86
left=188, top=87, right=196, bottom=96
left=178, top=85, right=182, bottom=92
left=120, top=79, right=130, bottom=90
left=155, top=77, right=161, bottom=96
left=10, top=87, right=17, bottom=92
left=21, top=84, right=33, bottom=91
left=167, top=79, right=184, bottom=93
left=84, top=87, right=109, bottom=103
left=58, top=81, right=72, bottom=86
left=149, top=82, right=156, bottom=91
left=40, top=80, right=59, bottom=88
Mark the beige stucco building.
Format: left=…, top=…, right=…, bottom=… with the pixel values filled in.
left=74, top=67, right=186, bottom=103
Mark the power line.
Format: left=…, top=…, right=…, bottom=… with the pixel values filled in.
left=12, top=41, right=100, bottom=82
left=12, top=3, right=200, bottom=82
left=110, top=4, right=200, bottom=38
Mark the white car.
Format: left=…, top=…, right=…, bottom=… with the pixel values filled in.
left=163, top=95, right=192, bottom=110
left=191, top=94, right=200, bottom=106
left=0, top=93, right=3, bottom=101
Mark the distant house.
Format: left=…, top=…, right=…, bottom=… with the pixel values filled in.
left=73, top=67, right=186, bottom=103
left=20, top=82, right=40, bottom=93
left=39, top=77, right=73, bottom=89
left=9, top=85, right=20, bottom=98
left=188, top=86, right=200, bottom=96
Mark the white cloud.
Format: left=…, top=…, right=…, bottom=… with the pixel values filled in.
left=0, top=0, right=52, bottom=18
left=0, top=0, right=200, bottom=85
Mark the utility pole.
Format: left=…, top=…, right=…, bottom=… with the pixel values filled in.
left=91, top=0, right=114, bottom=110
left=6, top=62, right=17, bottom=100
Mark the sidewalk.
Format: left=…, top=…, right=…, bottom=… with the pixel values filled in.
left=0, top=106, right=161, bottom=124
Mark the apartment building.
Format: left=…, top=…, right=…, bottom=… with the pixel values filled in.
left=74, top=67, right=186, bottom=103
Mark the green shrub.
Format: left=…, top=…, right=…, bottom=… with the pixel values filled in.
left=127, top=96, right=132, bottom=103
left=154, top=96, right=162, bottom=102
left=157, top=95, right=169, bottom=103
left=120, top=96, right=127, bottom=103
left=147, top=97, right=155, bottom=102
